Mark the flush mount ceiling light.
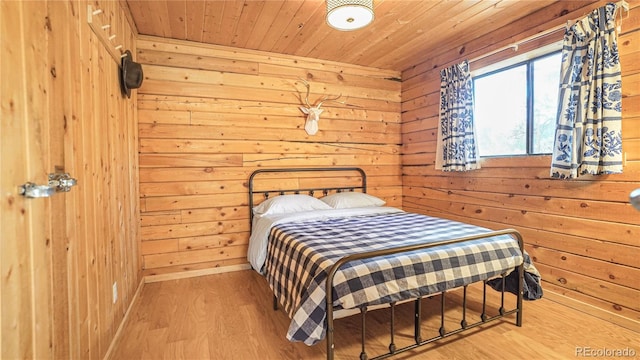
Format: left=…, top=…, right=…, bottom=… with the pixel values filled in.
left=326, top=0, right=374, bottom=31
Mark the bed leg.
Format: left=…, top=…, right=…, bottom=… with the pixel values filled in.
left=273, top=295, right=278, bottom=311
left=439, top=292, right=446, bottom=337
left=414, top=297, right=422, bottom=344
left=461, top=285, right=468, bottom=329
left=389, top=302, right=396, bottom=354
left=360, top=306, right=368, bottom=360
left=327, top=311, right=335, bottom=360
left=499, top=273, right=506, bottom=316
left=517, top=263, right=524, bottom=327
left=481, top=281, right=488, bottom=322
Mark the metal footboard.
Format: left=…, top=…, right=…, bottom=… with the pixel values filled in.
left=324, top=229, right=525, bottom=360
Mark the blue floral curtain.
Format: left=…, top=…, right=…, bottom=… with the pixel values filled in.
left=436, top=60, right=480, bottom=171
left=550, top=3, right=623, bottom=179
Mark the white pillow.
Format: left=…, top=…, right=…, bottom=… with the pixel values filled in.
left=252, top=194, right=332, bottom=216
left=320, top=192, right=385, bottom=209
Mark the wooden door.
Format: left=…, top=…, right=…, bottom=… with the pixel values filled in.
left=1, top=2, right=67, bottom=359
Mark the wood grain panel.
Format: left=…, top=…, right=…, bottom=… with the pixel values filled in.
left=401, top=0, right=640, bottom=330
left=404, top=195, right=638, bottom=247
left=520, top=228, right=639, bottom=269
left=242, top=1, right=284, bottom=50
left=140, top=219, right=248, bottom=241
left=403, top=186, right=639, bottom=225
left=138, top=49, right=259, bottom=74
left=143, top=244, right=249, bottom=269
left=137, top=37, right=402, bottom=275
left=527, top=246, right=639, bottom=290
left=138, top=95, right=400, bottom=122
left=137, top=36, right=399, bottom=78
left=140, top=139, right=400, bottom=155
left=2, top=1, right=140, bottom=359
left=2, top=3, right=40, bottom=358
left=536, top=264, right=639, bottom=312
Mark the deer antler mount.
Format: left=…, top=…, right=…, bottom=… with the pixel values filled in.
left=296, top=78, right=342, bottom=136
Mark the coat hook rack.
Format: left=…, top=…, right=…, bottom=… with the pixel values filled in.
left=87, top=5, right=124, bottom=66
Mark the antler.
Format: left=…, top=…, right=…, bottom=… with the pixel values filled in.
left=297, top=77, right=312, bottom=108
left=317, top=93, right=343, bottom=108
left=297, top=77, right=343, bottom=108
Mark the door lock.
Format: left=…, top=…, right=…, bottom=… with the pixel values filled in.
left=48, top=172, right=77, bottom=192
left=19, top=173, right=77, bottom=198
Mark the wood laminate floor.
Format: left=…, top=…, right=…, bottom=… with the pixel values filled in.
left=110, top=270, right=638, bottom=359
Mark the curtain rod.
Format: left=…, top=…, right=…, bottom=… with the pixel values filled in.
left=468, top=0, right=629, bottom=64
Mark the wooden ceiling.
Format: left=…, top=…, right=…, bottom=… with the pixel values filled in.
left=125, top=0, right=559, bottom=71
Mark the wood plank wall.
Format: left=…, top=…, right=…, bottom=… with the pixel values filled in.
left=401, top=0, right=640, bottom=331
left=135, top=36, right=402, bottom=276
left=69, top=2, right=141, bottom=358
left=1, top=1, right=140, bottom=359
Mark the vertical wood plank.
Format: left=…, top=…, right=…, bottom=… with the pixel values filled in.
left=47, top=1, right=72, bottom=358
left=185, top=0, right=205, bottom=42
left=77, top=2, right=95, bottom=356
left=64, top=0, right=84, bottom=357
left=86, top=20, right=101, bottom=359
left=22, top=2, right=54, bottom=358
left=1, top=2, right=35, bottom=358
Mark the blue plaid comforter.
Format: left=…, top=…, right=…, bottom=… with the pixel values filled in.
left=264, top=211, right=540, bottom=345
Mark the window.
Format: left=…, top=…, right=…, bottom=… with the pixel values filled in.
left=473, top=51, right=561, bottom=157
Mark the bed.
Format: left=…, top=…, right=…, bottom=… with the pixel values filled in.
left=247, top=167, right=542, bottom=359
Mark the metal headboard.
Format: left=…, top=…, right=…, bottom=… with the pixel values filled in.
left=248, top=167, right=367, bottom=229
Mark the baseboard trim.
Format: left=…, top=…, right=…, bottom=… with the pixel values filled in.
left=103, top=278, right=145, bottom=360
left=144, top=263, right=252, bottom=283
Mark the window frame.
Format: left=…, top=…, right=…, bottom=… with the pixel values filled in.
left=472, top=49, right=562, bottom=158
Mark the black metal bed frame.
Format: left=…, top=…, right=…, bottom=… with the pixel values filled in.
left=249, top=167, right=366, bottom=230
left=248, top=167, right=524, bottom=360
